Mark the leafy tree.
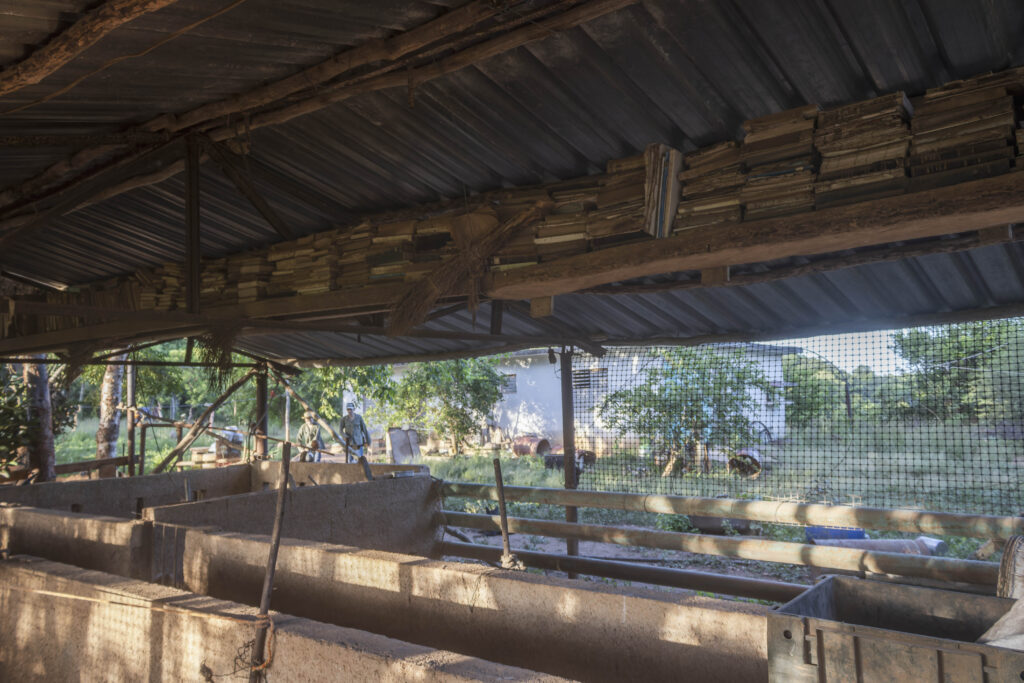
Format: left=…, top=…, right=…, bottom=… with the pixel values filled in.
left=972, top=325, right=1024, bottom=423
left=384, top=358, right=503, bottom=453
left=0, top=366, right=30, bottom=475
left=288, top=365, right=395, bottom=423
left=599, top=346, right=776, bottom=470
left=891, top=319, right=1023, bottom=420
left=783, top=354, right=844, bottom=429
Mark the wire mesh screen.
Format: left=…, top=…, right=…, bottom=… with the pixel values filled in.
left=572, top=319, right=1024, bottom=515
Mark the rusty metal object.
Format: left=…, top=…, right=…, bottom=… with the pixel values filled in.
left=442, top=510, right=999, bottom=586
left=511, top=436, right=550, bottom=456
left=442, top=482, right=1024, bottom=540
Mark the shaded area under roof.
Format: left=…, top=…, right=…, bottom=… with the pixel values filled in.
left=2, top=1, right=1024, bottom=363
left=2, top=0, right=1024, bottom=285
left=232, top=241, right=1024, bottom=364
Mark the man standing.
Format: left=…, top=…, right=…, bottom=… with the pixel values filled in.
left=340, top=402, right=371, bottom=461
left=296, top=410, right=324, bottom=462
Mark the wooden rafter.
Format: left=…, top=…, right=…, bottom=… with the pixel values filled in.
left=203, top=140, right=294, bottom=240
left=0, top=0, right=635, bottom=221
left=0, top=0, right=180, bottom=98
left=0, top=0, right=520, bottom=211
left=582, top=228, right=1020, bottom=296
left=0, top=141, right=181, bottom=252
left=485, top=172, right=1024, bottom=300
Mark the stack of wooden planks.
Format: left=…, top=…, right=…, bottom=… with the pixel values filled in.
left=909, top=85, right=1018, bottom=192
left=739, top=105, right=819, bottom=220
left=814, top=92, right=912, bottom=207
left=138, top=263, right=183, bottom=311
left=587, top=159, right=648, bottom=248
left=45, top=66, right=1024, bottom=317
left=200, top=258, right=230, bottom=307
left=675, top=141, right=744, bottom=232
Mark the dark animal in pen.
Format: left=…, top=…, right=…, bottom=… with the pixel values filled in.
left=543, top=450, right=595, bottom=481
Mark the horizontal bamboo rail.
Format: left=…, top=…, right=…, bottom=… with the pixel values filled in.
left=442, top=483, right=1024, bottom=540
left=441, top=540, right=806, bottom=602
left=3, top=456, right=132, bottom=482
left=442, top=511, right=999, bottom=586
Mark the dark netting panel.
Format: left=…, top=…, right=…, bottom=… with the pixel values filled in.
left=572, top=319, right=1024, bottom=515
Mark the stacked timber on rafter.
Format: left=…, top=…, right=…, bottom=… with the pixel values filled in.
left=676, top=68, right=1023, bottom=229
left=675, top=142, right=743, bottom=232
left=909, top=86, right=1019, bottom=192
left=739, top=105, right=819, bottom=219
left=814, top=92, right=913, bottom=208
left=11, top=68, right=1024, bottom=339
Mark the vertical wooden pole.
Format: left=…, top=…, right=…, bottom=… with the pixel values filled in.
left=489, top=300, right=504, bottom=335
left=138, top=424, right=147, bottom=476
left=126, top=361, right=137, bottom=476
left=283, top=390, right=291, bottom=444
left=255, top=367, right=269, bottom=458
left=184, top=136, right=201, bottom=315
left=560, top=347, right=578, bottom=577
left=249, top=442, right=290, bottom=680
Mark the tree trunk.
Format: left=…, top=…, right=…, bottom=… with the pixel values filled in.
left=22, top=356, right=56, bottom=481
left=95, top=355, right=126, bottom=478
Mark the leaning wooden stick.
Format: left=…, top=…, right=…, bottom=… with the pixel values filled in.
left=249, top=441, right=290, bottom=680
left=152, top=368, right=257, bottom=473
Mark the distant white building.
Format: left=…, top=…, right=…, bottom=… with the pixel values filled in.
left=491, top=344, right=797, bottom=455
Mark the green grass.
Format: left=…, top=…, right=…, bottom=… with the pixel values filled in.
left=576, top=421, right=1022, bottom=517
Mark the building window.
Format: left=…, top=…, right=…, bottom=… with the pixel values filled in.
left=572, top=368, right=608, bottom=390
left=501, top=374, right=517, bottom=394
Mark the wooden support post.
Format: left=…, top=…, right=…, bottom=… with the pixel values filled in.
left=530, top=296, right=554, bottom=318
left=701, top=266, right=730, bottom=286
left=185, top=136, right=201, bottom=315
left=139, top=424, right=147, bottom=476
left=489, top=300, right=503, bottom=335
left=560, top=347, right=578, bottom=577
left=125, top=361, right=136, bottom=476
left=203, top=140, right=294, bottom=240
left=255, top=367, right=269, bottom=459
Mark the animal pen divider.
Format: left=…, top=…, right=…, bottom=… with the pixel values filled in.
left=570, top=318, right=1024, bottom=517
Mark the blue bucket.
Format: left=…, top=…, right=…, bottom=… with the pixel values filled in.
left=804, top=526, right=867, bottom=543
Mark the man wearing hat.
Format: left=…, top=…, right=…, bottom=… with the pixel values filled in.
left=340, top=402, right=371, bottom=461
left=296, top=410, right=325, bottom=462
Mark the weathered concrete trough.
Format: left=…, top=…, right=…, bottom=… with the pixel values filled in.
left=0, top=555, right=562, bottom=682
left=181, top=528, right=771, bottom=682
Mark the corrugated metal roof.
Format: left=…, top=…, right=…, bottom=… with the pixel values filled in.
left=1, top=1, right=1023, bottom=362
left=227, top=242, right=1024, bottom=363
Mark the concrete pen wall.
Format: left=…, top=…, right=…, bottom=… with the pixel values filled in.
left=0, top=556, right=566, bottom=682
left=182, top=529, right=771, bottom=682
left=0, top=465, right=251, bottom=518
left=145, top=476, right=443, bottom=557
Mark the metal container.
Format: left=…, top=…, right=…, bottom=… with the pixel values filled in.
left=511, top=436, right=550, bottom=457
left=768, top=576, right=1024, bottom=682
